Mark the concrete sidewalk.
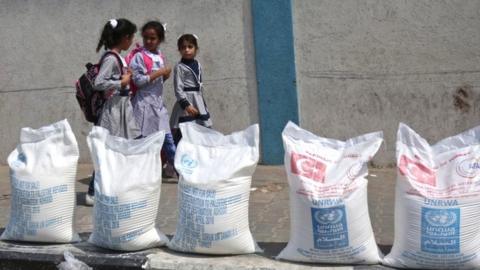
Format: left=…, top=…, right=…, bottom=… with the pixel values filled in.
left=0, top=164, right=396, bottom=269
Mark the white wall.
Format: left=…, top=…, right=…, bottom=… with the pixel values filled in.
left=293, top=0, right=480, bottom=166
left=0, top=0, right=258, bottom=163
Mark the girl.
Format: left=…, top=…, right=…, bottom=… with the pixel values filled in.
left=86, top=18, right=140, bottom=205
left=129, top=21, right=177, bottom=178
left=170, top=34, right=212, bottom=144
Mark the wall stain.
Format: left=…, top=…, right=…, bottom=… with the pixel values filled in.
left=453, top=84, right=472, bottom=113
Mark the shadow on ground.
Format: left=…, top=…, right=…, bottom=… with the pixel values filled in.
left=0, top=228, right=395, bottom=270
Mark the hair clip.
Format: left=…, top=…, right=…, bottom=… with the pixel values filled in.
left=162, top=23, right=167, bottom=32
left=109, top=19, right=118, bottom=28
left=177, top=33, right=199, bottom=41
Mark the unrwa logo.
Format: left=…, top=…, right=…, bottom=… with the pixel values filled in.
left=314, top=209, right=343, bottom=224
left=456, top=157, right=480, bottom=178
left=18, top=153, right=26, bottom=163
left=181, top=154, right=198, bottom=169
left=12, top=152, right=27, bottom=168
left=424, top=209, right=457, bottom=227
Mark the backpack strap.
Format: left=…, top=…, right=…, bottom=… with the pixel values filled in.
left=125, top=43, right=142, bottom=66
left=99, top=51, right=124, bottom=75
left=141, top=51, right=154, bottom=74
left=126, top=43, right=154, bottom=74
left=98, top=51, right=126, bottom=97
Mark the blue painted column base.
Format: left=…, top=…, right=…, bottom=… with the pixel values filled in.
left=252, top=0, right=299, bottom=164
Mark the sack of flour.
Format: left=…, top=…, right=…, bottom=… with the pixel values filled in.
left=168, top=122, right=259, bottom=254
left=87, top=126, right=168, bottom=251
left=2, top=119, right=80, bottom=243
left=384, top=123, right=480, bottom=269
left=277, top=121, right=383, bottom=264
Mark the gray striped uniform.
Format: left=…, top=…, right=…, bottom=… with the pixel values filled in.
left=169, top=61, right=212, bottom=129
left=93, top=51, right=140, bottom=139
left=130, top=49, right=171, bottom=136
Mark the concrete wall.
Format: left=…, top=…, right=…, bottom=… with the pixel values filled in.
left=293, top=0, right=480, bottom=166
left=2, top=0, right=480, bottom=166
left=0, top=0, right=258, bottom=164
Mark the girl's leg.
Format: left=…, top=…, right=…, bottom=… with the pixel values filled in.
left=87, top=120, right=100, bottom=205
left=88, top=173, right=95, bottom=195
left=86, top=171, right=95, bottom=206
left=162, top=133, right=177, bottom=178
left=172, top=128, right=182, bottom=146
left=163, top=133, right=176, bottom=164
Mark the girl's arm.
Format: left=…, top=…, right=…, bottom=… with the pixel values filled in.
left=93, top=56, right=123, bottom=91
left=130, top=52, right=150, bottom=88
left=131, top=53, right=171, bottom=88
left=158, top=66, right=171, bottom=81
left=163, top=70, right=171, bottom=81
left=162, top=54, right=171, bottom=81
left=173, top=65, right=191, bottom=110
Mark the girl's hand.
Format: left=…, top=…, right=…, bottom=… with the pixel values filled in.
left=162, top=66, right=172, bottom=81
left=121, top=72, right=132, bottom=88
left=185, top=105, right=199, bottom=116
left=150, top=67, right=171, bottom=82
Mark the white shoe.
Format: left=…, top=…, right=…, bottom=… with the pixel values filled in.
left=85, top=193, right=94, bottom=206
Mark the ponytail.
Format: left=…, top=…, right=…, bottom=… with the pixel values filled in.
left=96, top=18, right=137, bottom=52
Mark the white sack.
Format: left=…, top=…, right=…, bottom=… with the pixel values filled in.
left=168, top=122, right=259, bottom=254
left=2, top=119, right=80, bottom=243
left=87, top=126, right=168, bottom=251
left=384, top=123, right=480, bottom=269
left=277, top=121, right=382, bottom=264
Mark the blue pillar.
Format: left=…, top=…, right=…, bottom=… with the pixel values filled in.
left=252, top=0, right=299, bottom=164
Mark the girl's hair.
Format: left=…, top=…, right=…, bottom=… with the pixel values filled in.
left=177, top=34, right=198, bottom=50
left=96, top=18, right=137, bottom=52
left=142, top=21, right=165, bottom=43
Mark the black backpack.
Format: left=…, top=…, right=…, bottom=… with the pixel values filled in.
left=75, top=52, right=123, bottom=123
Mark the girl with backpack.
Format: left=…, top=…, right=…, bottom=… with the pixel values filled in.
left=86, top=18, right=140, bottom=205
left=127, top=21, right=177, bottom=178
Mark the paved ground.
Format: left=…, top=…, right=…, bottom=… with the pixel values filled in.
left=0, top=164, right=397, bottom=269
